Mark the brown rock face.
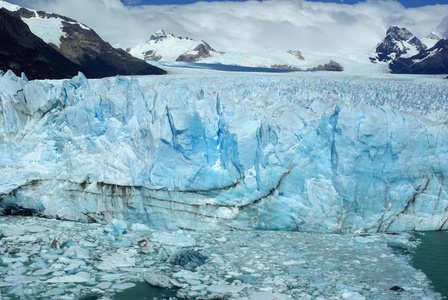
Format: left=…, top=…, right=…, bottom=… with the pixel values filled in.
left=307, top=60, right=344, bottom=72
left=57, top=21, right=166, bottom=77
left=176, top=41, right=216, bottom=63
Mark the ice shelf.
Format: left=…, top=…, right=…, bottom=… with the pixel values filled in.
left=0, top=70, right=447, bottom=232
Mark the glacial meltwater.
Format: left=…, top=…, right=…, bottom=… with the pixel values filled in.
left=412, top=231, right=448, bottom=299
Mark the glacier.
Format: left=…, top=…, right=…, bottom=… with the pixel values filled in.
left=0, top=69, right=447, bottom=232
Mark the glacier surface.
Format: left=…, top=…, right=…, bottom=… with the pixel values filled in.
left=0, top=70, right=447, bottom=232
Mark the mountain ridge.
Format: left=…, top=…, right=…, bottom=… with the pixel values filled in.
left=371, top=25, right=448, bottom=74
left=0, top=1, right=166, bottom=79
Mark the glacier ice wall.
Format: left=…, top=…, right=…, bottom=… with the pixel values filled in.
left=0, top=70, right=447, bottom=232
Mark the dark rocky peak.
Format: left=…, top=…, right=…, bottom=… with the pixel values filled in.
left=386, top=26, right=414, bottom=41
left=286, top=50, right=305, bottom=61
left=149, top=30, right=173, bottom=42
left=427, top=32, right=441, bottom=41
left=14, top=7, right=77, bottom=23
left=434, top=38, right=448, bottom=49
left=149, top=30, right=193, bottom=43
left=176, top=40, right=220, bottom=63
left=372, top=26, right=426, bottom=63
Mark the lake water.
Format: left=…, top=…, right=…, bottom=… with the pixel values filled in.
left=411, top=231, right=448, bottom=299
left=113, top=282, right=178, bottom=300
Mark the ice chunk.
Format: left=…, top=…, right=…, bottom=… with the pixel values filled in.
left=98, top=252, right=136, bottom=270
left=46, top=272, right=91, bottom=283
left=63, top=246, right=90, bottom=259
left=207, top=284, right=249, bottom=294
left=1, top=226, right=25, bottom=236
left=151, top=231, right=196, bottom=247
left=341, top=291, right=366, bottom=300
left=46, top=287, right=66, bottom=296
left=104, top=219, right=127, bottom=235
left=244, top=292, right=291, bottom=300
left=4, top=275, right=36, bottom=284
left=131, top=223, right=150, bottom=232
left=96, top=282, right=112, bottom=289
left=115, top=282, right=136, bottom=290
left=144, top=272, right=183, bottom=289
left=64, top=261, right=86, bottom=274
left=173, top=269, right=204, bottom=280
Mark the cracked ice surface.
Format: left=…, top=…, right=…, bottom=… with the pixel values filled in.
left=0, top=70, right=448, bottom=232
left=0, top=216, right=443, bottom=299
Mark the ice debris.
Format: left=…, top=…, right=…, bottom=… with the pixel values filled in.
left=0, top=216, right=443, bottom=299
left=144, top=272, right=183, bottom=289
left=104, top=219, right=127, bottom=235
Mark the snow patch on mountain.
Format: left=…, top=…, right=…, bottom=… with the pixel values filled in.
left=422, top=32, right=442, bottom=49
left=22, top=16, right=66, bottom=48
left=0, top=1, right=90, bottom=49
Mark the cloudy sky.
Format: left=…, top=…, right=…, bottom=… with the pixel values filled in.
left=8, top=0, right=448, bottom=53
left=122, top=0, right=448, bottom=8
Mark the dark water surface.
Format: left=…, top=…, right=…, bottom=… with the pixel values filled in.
left=157, top=61, right=302, bottom=73
left=412, top=231, right=448, bottom=299
left=113, top=282, right=178, bottom=300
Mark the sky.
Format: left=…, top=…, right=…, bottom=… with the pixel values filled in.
left=7, top=0, right=448, bottom=53
left=122, top=0, right=448, bottom=8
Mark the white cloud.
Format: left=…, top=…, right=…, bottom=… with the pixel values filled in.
left=9, top=0, right=448, bottom=53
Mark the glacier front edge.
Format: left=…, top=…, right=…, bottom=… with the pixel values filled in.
left=0, top=70, right=447, bottom=232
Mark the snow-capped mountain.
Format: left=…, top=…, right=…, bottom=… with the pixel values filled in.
left=370, top=26, right=427, bottom=63
left=422, top=32, right=443, bottom=49
left=371, top=25, right=448, bottom=74
left=0, top=1, right=165, bottom=79
left=128, top=30, right=223, bottom=63
left=390, top=39, right=448, bottom=74
left=128, top=30, right=337, bottom=71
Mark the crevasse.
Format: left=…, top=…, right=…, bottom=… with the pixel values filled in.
left=0, top=70, right=447, bottom=232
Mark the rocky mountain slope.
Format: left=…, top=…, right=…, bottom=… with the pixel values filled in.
left=370, top=26, right=427, bottom=63
left=371, top=26, right=448, bottom=74
left=0, top=1, right=165, bottom=79
left=0, top=8, right=81, bottom=79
